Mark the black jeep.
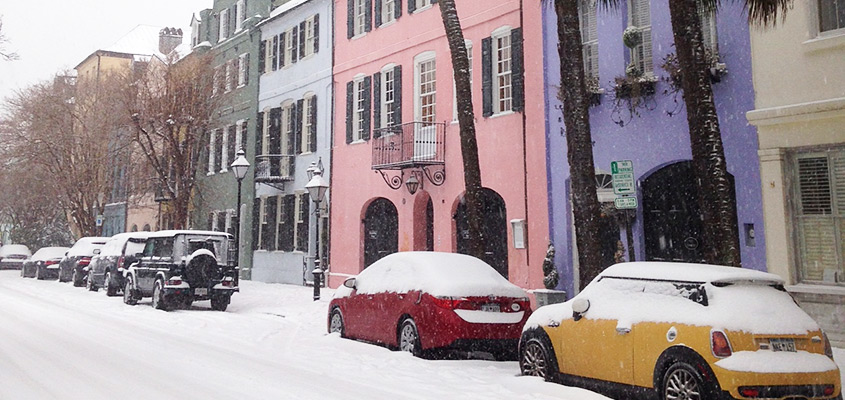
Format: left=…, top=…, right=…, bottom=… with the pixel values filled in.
left=122, top=230, right=239, bottom=311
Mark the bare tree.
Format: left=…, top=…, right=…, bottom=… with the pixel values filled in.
left=0, top=17, right=19, bottom=61
left=125, top=52, right=218, bottom=229
left=0, top=160, right=73, bottom=248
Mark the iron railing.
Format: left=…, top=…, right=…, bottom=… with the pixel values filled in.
left=254, top=154, right=296, bottom=182
left=372, top=121, right=446, bottom=170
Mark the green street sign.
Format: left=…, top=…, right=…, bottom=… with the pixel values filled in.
left=614, top=196, right=638, bottom=209
left=611, top=160, right=635, bottom=195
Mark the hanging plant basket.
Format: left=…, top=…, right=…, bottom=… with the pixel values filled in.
left=613, top=75, right=657, bottom=99
left=622, top=26, right=642, bottom=49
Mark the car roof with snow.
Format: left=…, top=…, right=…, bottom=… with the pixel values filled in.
left=32, top=247, right=71, bottom=260
left=0, top=244, right=32, bottom=256
left=146, top=230, right=232, bottom=239
left=597, top=261, right=784, bottom=285
left=349, top=251, right=527, bottom=298
left=67, top=237, right=110, bottom=257
left=97, top=232, right=152, bottom=257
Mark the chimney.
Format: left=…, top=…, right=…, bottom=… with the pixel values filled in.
left=159, top=27, right=183, bottom=55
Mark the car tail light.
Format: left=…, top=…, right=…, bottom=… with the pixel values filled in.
left=823, top=332, right=833, bottom=359
left=45, top=260, right=58, bottom=266
left=221, top=277, right=235, bottom=287
left=78, top=258, right=91, bottom=266
left=711, top=330, right=732, bottom=358
left=823, top=385, right=835, bottom=396
left=166, top=277, right=182, bottom=286
left=739, top=387, right=759, bottom=398
left=510, top=297, right=530, bottom=312
left=117, top=256, right=125, bottom=268
left=431, top=296, right=463, bottom=309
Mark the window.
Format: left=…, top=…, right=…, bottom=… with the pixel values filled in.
left=380, top=0, right=396, bottom=25
left=819, top=0, right=845, bottom=33
left=355, top=77, right=368, bottom=140
left=225, top=124, right=237, bottom=171
left=207, top=129, right=217, bottom=174
left=261, top=110, right=270, bottom=156
left=281, top=101, right=295, bottom=156
left=354, top=0, right=367, bottom=36
left=212, top=66, right=220, bottom=96
left=628, top=0, right=653, bottom=75
left=482, top=28, right=524, bottom=117
left=238, top=53, right=249, bottom=87
left=382, top=67, right=396, bottom=128
left=794, top=149, right=845, bottom=283
left=219, top=8, right=230, bottom=41
left=492, top=30, right=512, bottom=113
left=303, top=17, right=316, bottom=58
left=294, top=192, right=310, bottom=252
left=453, top=42, right=472, bottom=121
left=238, top=119, right=247, bottom=152
left=225, top=60, right=233, bottom=93
left=302, top=95, right=317, bottom=153
left=579, top=0, right=599, bottom=83
left=410, top=0, right=432, bottom=14
left=416, top=55, right=436, bottom=123
left=235, top=0, right=245, bottom=32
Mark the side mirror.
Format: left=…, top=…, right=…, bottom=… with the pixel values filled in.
left=343, top=277, right=357, bottom=289
left=135, top=252, right=144, bottom=258
left=572, top=298, right=590, bottom=321
left=93, top=249, right=101, bottom=255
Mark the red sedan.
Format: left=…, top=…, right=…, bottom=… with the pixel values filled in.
left=327, top=252, right=531, bottom=359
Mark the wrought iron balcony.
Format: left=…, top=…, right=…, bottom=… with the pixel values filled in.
left=254, top=154, right=295, bottom=183
left=372, top=121, right=446, bottom=192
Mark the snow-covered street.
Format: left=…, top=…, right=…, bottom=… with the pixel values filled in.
left=0, top=270, right=609, bottom=400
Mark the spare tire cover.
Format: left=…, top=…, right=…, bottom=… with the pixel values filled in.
left=186, top=251, right=218, bottom=285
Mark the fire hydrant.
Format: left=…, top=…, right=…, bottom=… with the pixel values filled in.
left=312, top=260, right=323, bottom=301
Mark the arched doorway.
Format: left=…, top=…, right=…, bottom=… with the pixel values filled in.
left=454, top=188, right=508, bottom=278
left=363, top=198, right=398, bottom=268
left=642, top=161, right=736, bottom=263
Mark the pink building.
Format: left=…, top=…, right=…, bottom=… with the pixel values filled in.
left=329, top=0, right=547, bottom=293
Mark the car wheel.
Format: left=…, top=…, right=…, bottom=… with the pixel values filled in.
left=104, top=272, right=119, bottom=297
left=123, top=276, right=137, bottom=306
left=86, top=270, right=97, bottom=291
left=35, top=265, right=43, bottom=280
left=398, top=319, right=422, bottom=357
left=662, top=361, right=712, bottom=400
left=520, top=337, right=554, bottom=380
left=210, top=294, right=230, bottom=312
left=152, top=279, right=171, bottom=311
left=72, top=268, right=83, bottom=287
left=329, top=308, right=345, bottom=337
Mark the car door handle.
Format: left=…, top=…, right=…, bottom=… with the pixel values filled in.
left=616, top=327, right=631, bottom=335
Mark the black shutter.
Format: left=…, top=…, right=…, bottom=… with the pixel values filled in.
left=365, top=0, right=372, bottom=32
left=393, top=65, right=402, bottom=125
left=240, top=120, right=248, bottom=152
left=269, top=108, right=282, bottom=176
left=291, top=28, right=299, bottom=64
left=264, top=196, right=277, bottom=251
left=227, top=125, right=237, bottom=166
left=347, top=0, right=354, bottom=39
left=214, top=129, right=223, bottom=172
left=309, top=96, right=318, bottom=153
left=362, top=76, right=371, bottom=141
left=208, top=212, right=214, bottom=231
left=408, top=0, right=416, bottom=14
left=256, top=112, right=264, bottom=156
left=243, top=53, right=249, bottom=85
left=295, top=99, right=304, bottom=154
left=272, top=35, right=279, bottom=71
left=259, top=40, right=266, bottom=74
left=298, top=22, right=306, bottom=60
left=217, top=211, right=226, bottom=233
left=252, top=198, right=261, bottom=251
left=346, top=81, right=354, bottom=144
left=313, top=14, right=320, bottom=53
left=279, top=32, right=286, bottom=68
left=395, top=0, right=403, bottom=19
left=280, top=195, right=296, bottom=252
left=481, top=36, right=493, bottom=117
left=511, top=28, right=524, bottom=112
left=375, top=0, right=382, bottom=27
left=297, top=195, right=310, bottom=251
left=373, top=72, right=381, bottom=135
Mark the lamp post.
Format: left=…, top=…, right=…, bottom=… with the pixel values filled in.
left=305, top=165, right=329, bottom=300
left=230, top=149, right=250, bottom=268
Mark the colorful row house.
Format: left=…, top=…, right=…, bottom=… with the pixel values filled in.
left=327, top=0, right=549, bottom=289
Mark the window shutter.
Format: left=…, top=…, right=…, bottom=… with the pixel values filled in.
left=375, top=0, right=383, bottom=27
left=295, top=99, right=304, bottom=154
left=346, top=81, right=354, bottom=144
left=240, top=120, right=248, bottom=152
left=299, top=194, right=310, bottom=251
left=395, top=0, right=403, bottom=19
left=393, top=65, right=402, bottom=125
left=362, top=76, right=372, bottom=141
left=227, top=125, right=237, bottom=167
left=263, top=196, right=278, bottom=251
left=313, top=14, right=320, bottom=53
left=259, top=40, right=266, bottom=74
left=279, top=32, right=286, bottom=68
left=292, top=27, right=300, bottom=63
left=309, top=96, right=318, bottom=153
left=229, top=5, right=237, bottom=36
left=272, top=35, right=279, bottom=71
left=799, top=157, right=832, bottom=215
left=243, top=53, right=250, bottom=85
left=214, top=129, right=223, bottom=171
left=408, top=0, right=416, bottom=14
left=208, top=212, right=215, bottom=231
left=481, top=36, right=493, bottom=117
left=365, top=0, right=373, bottom=32
left=269, top=108, right=282, bottom=156
left=299, top=22, right=307, bottom=60
left=256, top=111, right=264, bottom=157
left=280, top=195, right=296, bottom=252
left=373, top=72, right=382, bottom=134
left=252, top=198, right=261, bottom=250
left=217, top=211, right=226, bottom=233
left=511, top=28, right=524, bottom=112
left=347, top=0, right=355, bottom=39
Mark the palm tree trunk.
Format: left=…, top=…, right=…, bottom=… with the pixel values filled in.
left=438, top=0, right=486, bottom=260
left=554, top=0, right=603, bottom=288
left=667, top=0, right=740, bottom=267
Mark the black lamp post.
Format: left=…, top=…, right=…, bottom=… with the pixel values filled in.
left=305, top=166, right=329, bottom=300
left=230, top=149, right=250, bottom=266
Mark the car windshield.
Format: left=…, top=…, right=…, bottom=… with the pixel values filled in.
left=598, top=276, right=709, bottom=306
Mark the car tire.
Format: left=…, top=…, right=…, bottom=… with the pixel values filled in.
left=329, top=308, right=345, bottom=337
left=661, top=361, right=713, bottom=400
left=210, top=294, right=230, bottom=312
left=86, top=270, right=97, bottom=291
left=104, top=272, right=119, bottom=297
left=519, top=329, right=558, bottom=382
left=35, top=265, right=43, bottom=280
left=123, top=276, right=137, bottom=306
left=398, top=319, right=422, bottom=357
left=72, top=268, right=84, bottom=287
left=152, top=279, right=171, bottom=311
left=179, top=296, right=193, bottom=310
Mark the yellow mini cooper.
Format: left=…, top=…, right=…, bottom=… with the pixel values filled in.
left=520, top=262, right=841, bottom=400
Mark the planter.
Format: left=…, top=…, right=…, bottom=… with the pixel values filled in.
left=533, top=289, right=567, bottom=308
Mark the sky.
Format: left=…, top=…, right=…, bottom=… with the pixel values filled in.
left=0, top=0, right=211, bottom=104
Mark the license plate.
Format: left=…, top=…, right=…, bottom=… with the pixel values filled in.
left=481, top=303, right=500, bottom=312
left=195, top=288, right=208, bottom=296
left=769, top=338, right=796, bottom=352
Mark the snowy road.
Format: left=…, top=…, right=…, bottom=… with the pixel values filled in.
left=0, top=270, right=609, bottom=400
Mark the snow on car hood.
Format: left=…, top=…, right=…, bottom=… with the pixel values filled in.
left=344, top=252, right=526, bottom=298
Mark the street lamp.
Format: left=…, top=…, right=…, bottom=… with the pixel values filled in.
left=305, top=165, right=329, bottom=301
left=230, top=149, right=250, bottom=268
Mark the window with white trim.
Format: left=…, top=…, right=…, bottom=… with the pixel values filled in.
left=304, top=17, right=316, bottom=58
left=414, top=0, right=427, bottom=12
left=284, top=27, right=295, bottom=66
left=238, top=53, right=249, bottom=87
left=382, top=0, right=396, bottom=24
left=579, top=0, right=599, bottom=83
left=381, top=66, right=396, bottom=128
left=237, top=119, right=247, bottom=151
left=212, top=66, right=220, bottom=96
left=354, top=0, right=367, bottom=36
left=219, top=8, right=230, bottom=41
left=493, top=30, right=512, bottom=113
left=235, top=0, right=245, bottom=32
left=263, top=37, right=274, bottom=73
left=302, top=94, right=315, bottom=152
left=282, top=101, right=295, bottom=156
left=354, top=77, right=367, bottom=141
left=453, top=41, right=472, bottom=121
left=628, top=0, right=653, bottom=75
left=261, top=109, right=270, bottom=155
left=294, top=192, right=310, bottom=252
left=208, top=129, right=216, bottom=174
left=415, top=54, right=436, bottom=123
left=819, top=0, right=845, bottom=32
left=220, top=125, right=230, bottom=172
left=794, top=149, right=845, bottom=283
left=225, top=60, right=233, bottom=93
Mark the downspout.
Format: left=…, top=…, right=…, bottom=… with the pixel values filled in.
left=326, top=0, right=336, bottom=285
left=519, top=0, right=531, bottom=275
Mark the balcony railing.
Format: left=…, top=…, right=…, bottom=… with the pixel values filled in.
left=372, top=121, right=446, bottom=170
left=254, top=154, right=295, bottom=182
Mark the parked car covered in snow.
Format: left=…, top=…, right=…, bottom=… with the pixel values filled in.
left=21, top=247, right=71, bottom=279
left=0, top=244, right=32, bottom=269
left=57, top=237, right=108, bottom=286
left=122, top=230, right=238, bottom=311
left=86, top=232, right=150, bottom=295
left=519, top=262, right=842, bottom=400
left=328, top=252, right=531, bottom=359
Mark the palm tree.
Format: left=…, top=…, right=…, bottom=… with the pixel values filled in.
left=666, top=0, right=791, bottom=267
left=437, top=0, right=486, bottom=261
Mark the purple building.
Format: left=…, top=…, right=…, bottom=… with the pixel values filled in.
left=543, top=0, right=765, bottom=295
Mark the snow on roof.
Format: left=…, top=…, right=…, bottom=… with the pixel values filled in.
left=104, top=25, right=163, bottom=56
left=598, top=261, right=784, bottom=285
left=261, top=0, right=310, bottom=25
left=32, top=247, right=71, bottom=260
left=67, top=237, right=109, bottom=257
left=0, top=244, right=31, bottom=257
left=347, top=251, right=527, bottom=298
